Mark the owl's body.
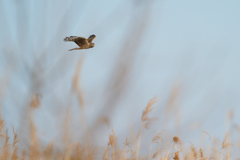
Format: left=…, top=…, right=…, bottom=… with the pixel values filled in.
left=64, top=35, right=96, bottom=51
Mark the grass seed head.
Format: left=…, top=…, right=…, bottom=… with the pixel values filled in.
left=173, top=136, right=179, bottom=144
left=151, top=131, right=164, bottom=144
left=30, top=93, right=41, bottom=109
left=124, top=138, right=131, bottom=148
left=12, top=125, right=19, bottom=148
left=141, top=97, right=158, bottom=129
left=222, top=132, right=231, bottom=149
left=152, top=148, right=164, bottom=159
left=199, top=148, right=203, bottom=158
left=173, top=151, right=179, bottom=160
left=189, top=143, right=198, bottom=159
left=108, top=128, right=117, bottom=147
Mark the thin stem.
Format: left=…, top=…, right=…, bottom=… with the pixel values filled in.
left=148, top=143, right=153, bottom=160
left=124, top=144, right=127, bottom=160
left=112, top=146, right=115, bottom=160
left=136, top=127, right=142, bottom=160
left=164, top=141, right=173, bottom=160
left=221, top=148, right=223, bottom=160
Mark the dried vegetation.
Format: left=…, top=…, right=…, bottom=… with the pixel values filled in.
left=0, top=93, right=238, bottom=160
left=0, top=1, right=239, bottom=160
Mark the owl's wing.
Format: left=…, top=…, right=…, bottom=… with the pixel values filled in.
left=64, top=36, right=88, bottom=47
left=87, top=35, right=96, bottom=43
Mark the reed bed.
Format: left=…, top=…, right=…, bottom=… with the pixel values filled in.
left=0, top=94, right=238, bottom=160
left=0, top=1, right=239, bottom=160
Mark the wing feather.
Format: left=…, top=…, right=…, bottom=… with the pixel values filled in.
left=64, top=36, right=88, bottom=47
left=87, top=35, right=96, bottom=43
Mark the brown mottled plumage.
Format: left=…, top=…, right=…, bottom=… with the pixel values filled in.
left=64, top=34, right=96, bottom=51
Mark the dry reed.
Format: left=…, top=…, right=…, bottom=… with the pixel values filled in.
left=0, top=97, right=238, bottom=160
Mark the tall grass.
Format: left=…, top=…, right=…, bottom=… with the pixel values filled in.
left=0, top=92, right=238, bottom=159
left=0, top=1, right=239, bottom=160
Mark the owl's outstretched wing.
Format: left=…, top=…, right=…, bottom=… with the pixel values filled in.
left=64, top=36, right=88, bottom=47
left=87, top=35, right=96, bottom=43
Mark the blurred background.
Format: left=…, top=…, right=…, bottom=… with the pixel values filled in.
left=0, top=0, right=240, bottom=157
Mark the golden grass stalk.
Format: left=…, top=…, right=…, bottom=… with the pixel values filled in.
left=148, top=138, right=153, bottom=160
left=108, top=128, right=117, bottom=160
left=222, top=133, right=230, bottom=148
left=199, top=148, right=203, bottom=160
left=148, top=131, right=163, bottom=160
left=202, top=131, right=211, bottom=158
left=30, top=93, right=41, bottom=109
left=0, top=119, right=6, bottom=136
left=11, top=125, right=19, bottom=160
left=72, top=56, right=85, bottom=108
left=152, top=148, right=164, bottom=159
left=173, top=137, right=180, bottom=150
left=71, top=142, right=83, bottom=159
left=0, top=130, right=10, bottom=160
left=11, top=146, right=18, bottom=160
left=173, top=151, right=179, bottom=160
left=164, top=136, right=180, bottom=160
left=63, top=143, right=75, bottom=160
left=140, top=155, right=147, bottom=160
left=130, top=148, right=136, bottom=160
left=209, top=148, right=221, bottom=160
left=136, top=129, right=142, bottom=160
left=29, top=93, right=41, bottom=160
left=72, top=56, right=93, bottom=157
left=124, top=138, right=131, bottom=160
left=42, top=140, right=54, bottom=160
left=11, top=125, right=18, bottom=148
left=136, top=97, right=158, bottom=160
left=63, top=107, right=71, bottom=148
left=103, top=144, right=110, bottom=160
left=164, top=141, right=173, bottom=160
left=189, top=142, right=198, bottom=159
left=19, top=148, right=26, bottom=160
left=141, top=97, right=158, bottom=130
left=221, top=132, right=231, bottom=160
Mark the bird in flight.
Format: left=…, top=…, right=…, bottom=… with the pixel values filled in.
left=64, top=34, right=96, bottom=51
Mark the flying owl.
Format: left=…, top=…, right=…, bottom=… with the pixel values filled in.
left=64, top=34, right=96, bottom=51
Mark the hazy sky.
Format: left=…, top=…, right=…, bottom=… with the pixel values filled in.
left=0, top=0, right=240, bottom=154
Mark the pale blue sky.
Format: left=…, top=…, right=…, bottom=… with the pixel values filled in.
left=0, top=0, right=240, bottom=156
